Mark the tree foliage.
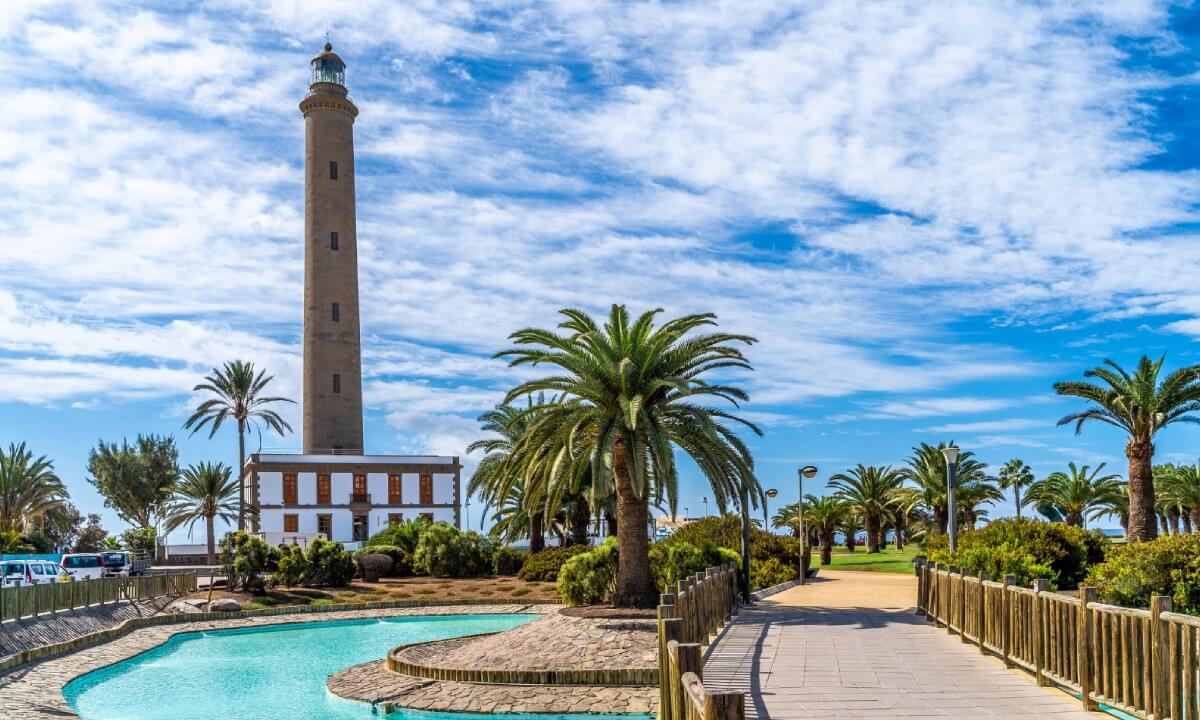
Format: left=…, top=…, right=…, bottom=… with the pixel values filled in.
left=87, top=434, right=179, bottom=529
left=0, top=442, right=68, bottom=534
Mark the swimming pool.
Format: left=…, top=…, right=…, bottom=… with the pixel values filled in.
left=65, top=613, right=612, bottom=720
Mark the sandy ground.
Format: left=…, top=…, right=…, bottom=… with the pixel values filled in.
left=772, top=568, right=918, bottom=610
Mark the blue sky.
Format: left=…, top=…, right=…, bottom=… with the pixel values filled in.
left=2, top=1, right=1200, bottom=542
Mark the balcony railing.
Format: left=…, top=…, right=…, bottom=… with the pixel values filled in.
left=350, top=493, right=371, bottom=504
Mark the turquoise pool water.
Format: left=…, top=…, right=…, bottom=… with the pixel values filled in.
left=65, top=614, right=635, bottom=720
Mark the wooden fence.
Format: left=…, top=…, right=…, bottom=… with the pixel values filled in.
left=657, top=562, right=745, bottom=720
left=0, top=573, right=197, bottom=623
left=915, top=558, right=1199, bottom=719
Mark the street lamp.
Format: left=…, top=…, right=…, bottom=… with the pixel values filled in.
left=941, top=445, right=960, bottom=552
left=764, top=488, right=778, bottom=527
left=684, top=507, right=689, bottom=522
left=464, top=496, right=471, bottom=530
left=798, top=466, right=818, bottom=584
left=702, top=497, right=709, bottom=518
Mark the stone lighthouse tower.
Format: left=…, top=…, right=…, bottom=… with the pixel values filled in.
left=300, top=43, right=364, bottom=453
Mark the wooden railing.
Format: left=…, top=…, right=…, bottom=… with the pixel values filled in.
left=657, top=562, right=745, bottom=720
left=0, top=572, right=198, bottom=623
left=915, top=558, right=1199, bottom=719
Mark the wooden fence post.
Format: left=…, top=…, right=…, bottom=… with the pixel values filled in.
left=1077, top=587, right=1096, bottom=711
left=677, top=642, right=703, bottom=720
left=1150, top=595, right=1171, bottom=720
left=1032, top=579, right=1049, bottom=686
left=1001, top=574, right=1015, bottom=667
left=703, top=691, right=745, bottom=720
left=976, top=572, right=987, bottom=652
left=660, top=617, right=681, bottom=720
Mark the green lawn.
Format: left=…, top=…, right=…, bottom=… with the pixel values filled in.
left=824, top=545, right=920, bottom=574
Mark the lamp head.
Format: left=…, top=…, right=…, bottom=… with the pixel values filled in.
left=800, top=465, right=819, bottom=478
left=765, top=488, right=779, bottom=498
left=941, top=445, right=960, bottom=464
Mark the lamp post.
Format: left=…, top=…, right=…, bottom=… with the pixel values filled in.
left=941, top=446, right=960, bottom=552
left=798, top=466, right=818, bottom=584
left=702, top=496, right=709, bottom=518
left=464, top=496, right=471, bottom=530
left=764, top=488, right=778, bottom=527
left=739, top=483, right=752, bottom=603
left=684, top=507, right=689, bottom=523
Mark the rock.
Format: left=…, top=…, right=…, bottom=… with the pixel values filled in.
left=167, top=599, right=203, bottom=614
left=208, top=598, right=242, bottom=612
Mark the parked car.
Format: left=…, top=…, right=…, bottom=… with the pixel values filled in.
left=60, top=553, right=106, bottom=580
left=100, top=550, right=151, bottom=577
left=1, top=559, right=71, bottom=587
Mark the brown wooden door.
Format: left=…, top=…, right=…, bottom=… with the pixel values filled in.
left=419, top=475, right=433, bottom=504
left=317, top=475, right=331, bottom=504
left=388, top=475, right=402, bottom=504
left=317, top=514, right=332, bottom=538
left=352, top=474, right=368, bottom=503
left=283, top=474, right=297, bottom=504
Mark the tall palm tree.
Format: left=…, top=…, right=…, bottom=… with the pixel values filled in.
left=1026, top=462, right=1124, bottom=528
left=803, top=495, right=846, bottom=565
left=496, top=305, right=761, bottom=607
left=1159, top=463, right=1200, bottom=532
left=997, top=458, right=1035, bottom=520
left=161, top=462, right=239, bottom=564
left=1055, top=355, right=1200, bottom=541
left=184, top=361, right=294, bottom=532
left=889, top=487, right=925, bottom=550
left=0, top=443, right=68, bottom=533
left=957, top=479, right=1003, bottom=529
left=901, top=441, right=990, bottom=535
left=827, top=464, right=904, bottom=553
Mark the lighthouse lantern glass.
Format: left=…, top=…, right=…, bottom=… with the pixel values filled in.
left=312, top=57, right=345, bottom=86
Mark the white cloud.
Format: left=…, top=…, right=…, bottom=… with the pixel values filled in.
left=918, top=418, right=1046, bottom=434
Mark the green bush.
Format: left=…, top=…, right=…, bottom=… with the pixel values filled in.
left=660, top=514, right=807, bottom=582
left=272, top=544, right=306, bottom=587
left=492, top=546, right=527, bottom=576
left=649, top=540, right=739, bottom=589
left=355, top=544, right=412, bottom=576
left=751, top=557, right=797, bottom=590
left=220, top=532, right=270, bottom=593
left=929, top=519, right=1107, bottom=590
left=1086, top=534, right=1200, bottom=613
left=412, top=523, right=492, bottom=578
left=558, top=538, right=619, bottom=606
left=120, top=527, right=157, bottom=555
left=367, top=518, right=429, bottom=554
left=517, top=545, right=591, bottom=582
left=270, top=538, right=356, bottom=587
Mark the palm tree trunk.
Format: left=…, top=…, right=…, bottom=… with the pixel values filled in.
left=1066, top=511, right=1083, bottom=527
left=206, top=514, right=216, bottom=565
left=611, top=442, right=657, bottom=608
left=1191, top=508, right=1200, bottom=534
left=568, top=496, right=590, bottom=546
left=237, top=421, right=247, bottom=533
left=933, top=506, right=948, bottom=536
left=865, top=513, right=881, bottom=553
left=1183, top=513, right=1194, bottom=534
left=529, top=513, right=545, bottom=553
left=1125, top=437, right=1157, bottom=541
left=1014, top=488, right=1022, bottom=521
left=604, top=509, right=617, bottom=537
left=1159, top=512, right=1171, bottom=536
left=819, top=532, right=832, bottom=565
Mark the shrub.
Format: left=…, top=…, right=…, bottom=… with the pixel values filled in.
left=558, top=538, right=619, bottom=606
left=929, top=519, right=1107, bottom=590
left=1086, top=534, right=1200, bottom=613
left=660, top=514, right=806, bottom=583
left=518, top=545, right=591, bottom=582
left=355, top=544, right=412, bottom=577
left=357, top=553, right=394, bottom=583
left=367, top=518, right=429, bottom=554
left=270, top=537, right=356, bottom=588
left=649, top=540, right=740, bottom=589
left=120, top=527, right=157, bottom=555
left=220, top=532, right=270, bottom=593
left=412, top=523, right=491, bottom=578
left=493, top=546, right=526, bottom=576
left=751, top=557, right=797, bottom=590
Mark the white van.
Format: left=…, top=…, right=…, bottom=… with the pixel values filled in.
left=1, top=560, right=70, bottom=587
left=60, top=553, right=106, bottom=580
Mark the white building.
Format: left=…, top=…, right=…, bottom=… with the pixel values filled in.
left=249, top=453, right=461, bottom=545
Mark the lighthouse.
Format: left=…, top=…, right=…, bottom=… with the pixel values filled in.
left=300, top=43, right=364, bottom=454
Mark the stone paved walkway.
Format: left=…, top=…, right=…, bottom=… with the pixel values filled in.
left=703, top=570, right=1104, bottom=719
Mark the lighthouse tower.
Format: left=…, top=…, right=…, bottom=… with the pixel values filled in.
left=300, top=43, right=363, bottom=454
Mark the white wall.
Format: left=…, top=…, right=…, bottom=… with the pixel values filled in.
left=259, top=471, right=282, bottom=504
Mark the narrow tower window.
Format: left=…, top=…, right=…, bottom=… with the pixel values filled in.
left=332, top=373, right=341, bottom=394
left=329, top=161, right=338, bottom=179
left=331, top=303, right=340, bottom=322
left=330, top=231, right=339, bottom=250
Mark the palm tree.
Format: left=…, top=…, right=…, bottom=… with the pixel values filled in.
left=889, top=487, right=925, bottom=550
left=161, top=462, right=239, bottom=564
left=957, top=479, right=1003, bottom=529
left=0, top=443, right=68, bottom=534
left=803, top=495, right=846, bottom=565
left=901, top=441, right=989, bottom=535
left=1159, top=463, right=1200, bottom=532
left=496, top=305, right=761, bottom=607
left=1055, top=355, right=1200, bottom=541
left=468, top=403, right=548, bottom=552
left=184, top=361, right=294, bottom=532
left=771, top=502, right=803, bottom=537
left=997, top=458, right=1035, bottom=520
left=827, top=464, right=904, bottom=553
left=1026, top=462, right=1124, bottom=528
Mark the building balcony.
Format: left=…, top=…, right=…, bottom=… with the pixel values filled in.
left=350, top=492, right=371, bottom=504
